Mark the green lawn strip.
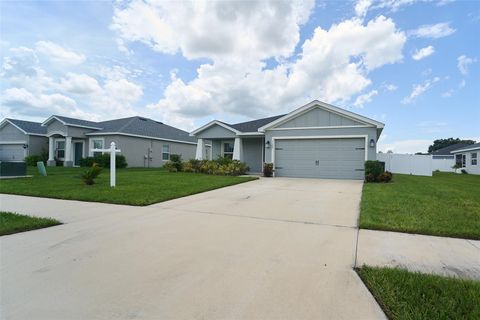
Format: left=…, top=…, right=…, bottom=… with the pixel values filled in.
left=0, top=166, right=257, bottom=206
left=0, top=211, right=61, bottom=236
left=360, top=172, right=480, bottom=240
left=357, top=266, right=480, bottom=320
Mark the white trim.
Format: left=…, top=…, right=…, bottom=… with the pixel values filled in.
left=221, top=139, right=235, bottom=158
left=451, top=146, right=480, bottom=153
left=190, top=120, right=241, bottom=136
left=89, top=137, right=105, bottom=156
left=268, top=125, right=373, bottom=131
left=237, top=132, right=265, bottom=136
left=258, top=100, right=384, bottom=132
left=85, top=132, right=197, bottom=145
left=42, top=115, right=102, bottom=130
left=0, top=140, right=27, bottom=144
left=271, top=135, right=368, bottom=175
left=0, top=119, right=27, bottom=134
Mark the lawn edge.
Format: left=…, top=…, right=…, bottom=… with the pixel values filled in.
left=0, top=176, right=259, bottom=207
left=0, top=212, right=62, bottom=237
left=359, top=225, right=480, bottom=241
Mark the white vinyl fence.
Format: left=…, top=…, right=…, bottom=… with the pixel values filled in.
left=377, top=153, right=432, bottom=176
left=432, top=158, right=455, bottom=172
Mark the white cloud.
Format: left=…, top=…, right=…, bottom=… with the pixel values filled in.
left=412, top=45, right=434, bottom=60
left=382, top=83, right=398, bottom=91
left=378, top=139, right=432, bottom=154
left=457, top=55, right=476, bottom=75
left=354, top=90, right=378, bottom=107
left=409, top=22, right=455, bottom=39
left=138, top=13, right=405, bottom=128
left=60, top=73, right=102, bottom=94
left=417, top=120, right=448, bottom=133
left=111, top=0, right=314, bottom=62
left=355, top=0, right=372, bottom=17
left=35, top=41, right=86, bottom=65
left=402, top=77, right=440, bottom=104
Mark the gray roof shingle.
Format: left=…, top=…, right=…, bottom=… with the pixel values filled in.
left=432, top=143, right=475, bottom=155
left=228, top=114, right=286, bottom=132
left=450, top=142, right=480, bottom=153
left=7, top=119, right=47, bottom=135
left=53, top=115, right=103, bottom=128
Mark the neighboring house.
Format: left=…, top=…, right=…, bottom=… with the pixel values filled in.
left=0, top=119, right=48, bottom=161
left=39, top=115, right=199, bottom=167
left=451, top=143, right=480, bottom=175
left=190, top=100, right=384, bottom=179
left=431, top=143, right=472, bottom=172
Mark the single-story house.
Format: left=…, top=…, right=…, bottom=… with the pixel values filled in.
left=190, top=100, right=384, bottom=179
left=451, top=142, right=480, bottom=175
left=0, top=119, right=48, bottom=161
left=431, top=142, right=472, bottom=172
left=1, top=115, right=204, bottom=167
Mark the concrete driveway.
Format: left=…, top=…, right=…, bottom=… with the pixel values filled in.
left=0, top=178, right=385, bottom=320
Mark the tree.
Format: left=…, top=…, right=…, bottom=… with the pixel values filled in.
left=428, top=138, right=476, bottom=153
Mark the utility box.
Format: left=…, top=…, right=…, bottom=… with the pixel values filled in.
left=0, top=161, right=27, bottom=177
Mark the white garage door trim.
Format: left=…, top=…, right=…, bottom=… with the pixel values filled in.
left=271, top=135, right=368, bottom=177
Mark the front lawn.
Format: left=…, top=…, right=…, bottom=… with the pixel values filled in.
left=360, top=172, right=480, bottom=239
left=0, top=167, right=257, bottom=206
left=357, top=266, right=480, bottom=320
left=0, top=211, right=61, bottom=236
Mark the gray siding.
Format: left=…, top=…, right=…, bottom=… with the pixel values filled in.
left=27, top=135, right=49, bottom=156
left=265, top=126, right=377, bottom=163
left=47, top=119, right=68, bottom=136
left=0, top=123, right=27, bottom=142
left=276, top=108, right=365, bottom=128
left=100, top=135, right=196, bottom=167
left=195, top=124, right=236, bottom=139
left=242, top=138, right=263, bottom=173
left=67, top=126, right=96, bottom=138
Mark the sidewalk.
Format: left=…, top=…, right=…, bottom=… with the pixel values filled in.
left=356, top=229, right=480, bottom=280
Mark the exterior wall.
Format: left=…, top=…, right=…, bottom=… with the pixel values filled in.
left=27, top=135, right=49, bottom=156
left=211, top=140, right=222, bottom=159
left=46, top=119, right=68, bottom=136
left=67, top=126, right=96, bottom=138
left=98, top=135, right=196, bottom=167
left=264, top=126, right=378, bottom=163
left=0, top=123, right=27, bottom=142
left=242, top=138, right=263, bottom=173
left=454, top=149, right=480, bottom=175
left=195, top=124, right=237, bottom=139
left=276, top=108, right=364, bottom=128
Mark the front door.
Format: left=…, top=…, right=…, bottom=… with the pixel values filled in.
left=74, top=142, right=83, bottom=166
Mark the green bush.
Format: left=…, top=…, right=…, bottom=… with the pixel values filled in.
left=81, top=164, right=102, bottom=185
left=365, top=160, right=385, bottom=182
left=263, top=163, right=273, bottom=177
left=180, top=158, right=248, bottom=176
left=25, top=155, right=43, bottom=166
left=378, top=171, right=393, bottom=183
left=163, top=161, right=178, bottom=172
left=79, top=154, right=127, bottom=168
left=169, top=154, right=183, bottom=172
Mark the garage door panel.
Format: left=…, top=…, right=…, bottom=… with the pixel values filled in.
left=0, top=144, right=25, bottom=161
left=275, top=138, right=365, bottom=180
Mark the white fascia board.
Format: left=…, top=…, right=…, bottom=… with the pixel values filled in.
left=41, top=115, right=102, bottom=130
left=450, top=146, right=480, bottom=153
left=0, top=119, right=28, bottom=134
left=0, top=140, right=28, bottom=144
left=85, top=132, right=197, bottom=145
left=258, top=100, right=385, bottom=132
left=41, top=115, right=67, bottom=127
left=190, top=120, right=240, bottom=136
left=26, top=133, right=48, bottom=137
left=237, top=132, right=265, bottom=136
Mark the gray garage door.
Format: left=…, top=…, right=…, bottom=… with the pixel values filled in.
left=274, top=138, right=365, bottom=179
left=0, top=144, right=25, bottom=161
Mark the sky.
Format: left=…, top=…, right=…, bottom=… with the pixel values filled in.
left=1, top=0, right=479, bottom=153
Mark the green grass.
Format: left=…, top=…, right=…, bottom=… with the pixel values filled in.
left=360, top=172, right=480, bottom=239
left=357, top=266, right=480, bottom=320
left=0, top=211, right=61, bottom=236
left=0, top=166, right=257, bottom=206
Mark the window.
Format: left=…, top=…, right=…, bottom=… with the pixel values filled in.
left=162, top=144, right=170, bottom=160
left=223, top=142, right=234, bottom=159
left=472, top=153, right=478, bottom=166
left=55, top=141, right=65, bottom=159
left=92, top=139, right=104, bottom=157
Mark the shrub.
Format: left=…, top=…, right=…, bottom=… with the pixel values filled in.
left=461, top=169, right=468, bottom=174
left=365, top=160, right=385, bottom=182
left=378, top=171, right=393, bottom=183
left=81, top=164, right=102, bottom=185
left=216, top=156, right=233, bottom=166
left=25, top=155, right=43, bottom=166
left=365, top=173, right=376, bottom=183
left=80, top=154, right=127, bottom=168
left=263, top=163, right=274, bottom=177
left=169, top=154, right=183, bottom=172
left=182, top=158, right=248, bottom=176
left=163, top=161, right=178, bottom=172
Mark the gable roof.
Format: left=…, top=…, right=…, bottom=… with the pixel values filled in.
left=42, top=115, right=103, bottom=130
left=86, top=116, right=196, bottom=144
left=450, top=142, right=480, bottom=153
left=0, top=118, right=47, bottom=136
left=229, top=115, right=286, bottom=132
left=257, top=100, right=384, bottom=132
left=431, top=143, right=472, bottom=156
